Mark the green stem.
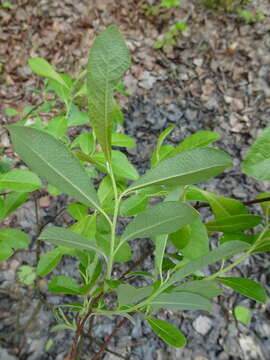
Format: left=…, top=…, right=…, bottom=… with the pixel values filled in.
left=106, top=163, right=120, bottom=279
left=206, top=252, right=249, bottom=280
left=207, top=226, right=269, bottom=281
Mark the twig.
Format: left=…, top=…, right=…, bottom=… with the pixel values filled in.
left=34, top=196, right=41, bottom=263
left=243, top=197, right=270, bottom=205
left=12, top=300, right=43, bottom=334
left=0, top=191, right=11, bottom=197
left=195, top=196, right=270, bottom=210
left=66, top=292, right=104, bottom=360
left=119, top=244, right=154, bottom=280
left=38, top=206, right=66, bottom=234
left=19, top=101, right=45, bottom=124
left=86, top=334, right=128, bottom=360
left=91, top=317, right=128, bottom=360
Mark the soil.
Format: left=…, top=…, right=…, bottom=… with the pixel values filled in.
left=0, top=0, right=270, bottom=359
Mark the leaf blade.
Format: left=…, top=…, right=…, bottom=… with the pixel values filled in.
left=121, top=201, right=199, bottom=244
left=169, top=241, right=249, bottom=286
left=87, top=25, right=131, bottom=161
left=38, top=227, right=106, bottom=258
left=151, top=291, right=212, bottom=312
left=128, top=148, right=232, bottom=193
left=7, top=126, right=100, bottom=211
left=242, top=126, right=270, bottom=180
left=217, top=277, right=267, bottom=303
left=147, top=317, right=186, bottom=348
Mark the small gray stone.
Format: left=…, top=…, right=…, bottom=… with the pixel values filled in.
left=0, top=346, right=18, bottom=360
left=185, top=108, right=198, bottom=122
left=239, top=335, right=265, bottom=360
left=193, top=316, right=213, bottom=335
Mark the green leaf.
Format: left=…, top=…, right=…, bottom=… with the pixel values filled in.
left=93, top=151, right=138, bottom=180
left=220, top=232, right=255, bottom=245
left=251, top=230, right=270, bottom=253
left=0, top=170, right=42, bottom=192
left=147, top=317, right=186, bottom=348
left=28, top=57, right=69, bottom=89
left=0, top=243, right=13, bottom=261
left=87, top=25, right=131, bottom=161
left=48, top=275, right=81, bottom=295
left=47, top=77, right=72, bottom=104
left=160, top=0, right=180, bottom=8
left=7, top=126, right=100, bottom=211
left=170, top=220, right=209, bottom=260
left=120, top=201, right=199, bottom=244
left=47, top=184, right=61, bottom=196
left=50, top=323, right=76, bottom=332
left=5, top=108, right=18, bottom=116
left=234, top=306, right=251, bottom=325
left=0, top=158, right=12, bottom=173
left=242, top=126, right=270, bottom=181
left=169, top=241, right=249, bottom=286
left=97, top=176, right=114, bottom=204
left=0, top=192, right=28, bottom=220
left=188, top=187, right=247, bottom=219
left=37, top=249, right=62, bottom=276
left=114, top=242, right=132, bottom=263
left=174, top=280, right=222, bottom=299
left=67, top=203, right=88, bottom=220
left=111, top=133, right=136, bottom=148
left=206, top=214, right=262, bottom=233
left=68, top=104, right=89, bottom=126
left=70, top=215, right=96, bottom=240
left=0, top=229, right=29, bottom=249
left=174, top=131, right=220, bottom=154
left=38, top=227, right=105, bottom=258
left=127, top=148, right=232, bottom=193
left=71, top=132, right=94, bottom=155
left=217, top=277, right=267, bottom=303
left=151, top=125, right=175, bottom=167
left=117, top=284, right=152, bottom=306
left=0, top=198, right=4, bottom=219
left=120, top=195, right=148, bottom=216
left=155, top=234, right=168, bottom=279
left=256, top=193, right=270, bottom=215
left=17, top=265, right=36, bottom=285
left=151, top=291, right=212, bottom=312
left=46, top=116, right=67, bottom=139
left=125, top=271, right=154, bottom=279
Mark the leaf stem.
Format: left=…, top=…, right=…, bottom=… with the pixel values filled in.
left=106, top=162, right=120, bottom=279
left=206, top=226, right=269, bottom=281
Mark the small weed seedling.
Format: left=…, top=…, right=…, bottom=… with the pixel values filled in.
left=202, top=0, right=251, bottom=11
left=1, top=26, right=270, bottom=359
left=153, top=21, right=188, bottom=52
left=141, top=0, right=187, bottom=52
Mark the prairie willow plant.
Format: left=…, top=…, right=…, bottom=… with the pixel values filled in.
left=1, top=25, right=269, bottom=359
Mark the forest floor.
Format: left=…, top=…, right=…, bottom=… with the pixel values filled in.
left=1, top=0, right=270, bottom=359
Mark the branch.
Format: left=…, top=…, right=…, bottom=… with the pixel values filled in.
left=66, top=292, right=104, bottom=360
left=91, top=317, right=128, bottom=360
left=243, top=196, right=270, bottom=205
left=119, top=244, right=154, bottom=280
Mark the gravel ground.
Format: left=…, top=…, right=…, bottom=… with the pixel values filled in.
left=1, top=0, right=270, bottom=359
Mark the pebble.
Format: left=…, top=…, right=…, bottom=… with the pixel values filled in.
left=0, top=346, right=18, bottom=360
left=192, top=316, right=213, bottom=335
left=239, top=335, right=266, bottom=360
left=185, top=108, right=198, bottom=122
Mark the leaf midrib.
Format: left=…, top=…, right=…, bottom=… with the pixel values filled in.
left=129, top=162, right=228, bottom=191
left=40, top=235, right=104, bottom=257
left=122, top=212, right=192, bottom=243
left=17, top=133, right=100, bottom=211
left=219, top=279, right=265, bottom=301
left=148, top=319, right=177, bottom=342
